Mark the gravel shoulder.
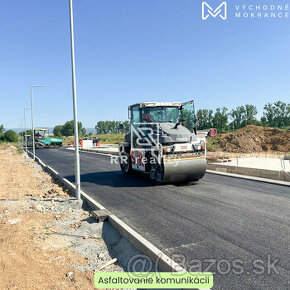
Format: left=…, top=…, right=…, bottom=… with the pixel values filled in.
left=0, top=144, right=126, bottom=289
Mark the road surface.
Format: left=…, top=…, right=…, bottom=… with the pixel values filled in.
left=35, top=148, right=290, bottom=289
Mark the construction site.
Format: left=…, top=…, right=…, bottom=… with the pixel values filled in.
left=1, top=0, right=290, bottom=289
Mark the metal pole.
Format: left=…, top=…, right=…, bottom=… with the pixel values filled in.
left=29, top=86, right=46, bottom=159
left=24, top=108, right=27, bottom=152
left=69, top=0, right=81, bottom=200
left=19, top=120, right=23, bottom=147
left=30, top=85, right=35, bottom=160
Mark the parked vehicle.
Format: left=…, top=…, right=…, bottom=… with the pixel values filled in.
left=208, top=128, right=218, bottom=137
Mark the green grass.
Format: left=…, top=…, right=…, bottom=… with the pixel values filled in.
left=98, top=133, right=125, bottom=144
left=206, top=136, right=222, bottom=151
left=62, top=133, right=125, bottom=145
left=15, top=143, right=24, bottom=154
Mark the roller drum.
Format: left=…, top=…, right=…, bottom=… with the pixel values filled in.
left=162, top=157, right=206, bottom=183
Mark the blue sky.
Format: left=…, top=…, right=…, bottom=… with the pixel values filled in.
left=0, top=0, right=289, bottom=129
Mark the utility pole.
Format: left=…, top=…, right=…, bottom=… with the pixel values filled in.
left=69, top=0, right=81, bottom=199
left=24, top=108, right=30, bottom=152
left=30, top=85, right=46, bottom=160
left=24, top=108, right=27, bottom=152
left=30, top=86, right=35, bottom=159
left=19, top=120, right=23, bottom=147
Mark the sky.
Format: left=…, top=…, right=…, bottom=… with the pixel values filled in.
left=0, top=0, right=289, bottom=129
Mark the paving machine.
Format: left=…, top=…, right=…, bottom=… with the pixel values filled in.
left=27, top=129, right=63, bottom=148
left=119, top=101, right=206, bottom=183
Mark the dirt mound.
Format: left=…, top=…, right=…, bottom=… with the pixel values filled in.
left=0, top=143, right=18, bottom=153
left=213, top=125, right=290, bottom=153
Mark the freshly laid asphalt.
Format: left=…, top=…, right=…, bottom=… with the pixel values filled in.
left=35, top=148, right=290, bottom=289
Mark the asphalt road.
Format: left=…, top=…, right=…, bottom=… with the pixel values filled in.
left=35, top=148, right=290, bottom=289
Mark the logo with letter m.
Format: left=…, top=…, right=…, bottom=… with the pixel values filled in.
left=202, top=2, right=227, bottom=20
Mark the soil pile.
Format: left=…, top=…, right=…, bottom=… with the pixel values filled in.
left=213, top=125, right=290, bottom=153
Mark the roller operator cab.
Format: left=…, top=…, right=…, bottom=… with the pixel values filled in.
left=119, top=101, right=207, bottom=183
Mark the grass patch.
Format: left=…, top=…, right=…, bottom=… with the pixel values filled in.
left=62, top=133, right=125, bottom=145
left=98, top=133, right=125, bottom=144
left=206, top=136, right=222, bottom=151
left=62, top=136, right=74, bottom=146
left=15, top=143, right=24, bottom=154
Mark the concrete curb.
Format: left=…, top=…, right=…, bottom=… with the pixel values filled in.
left=206, top=170, right=289, bottom=186
left=28, top=151, right=185, bottom=273
left=108, top=215, right=185, bottom=273
left=67, top=147, right=117, bottom=157
left=207, top=162, right=290, bottom=183
left=80, top=147, right=119, bottom=156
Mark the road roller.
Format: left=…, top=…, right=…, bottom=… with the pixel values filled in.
left=118, top=101, right=207, bottom=183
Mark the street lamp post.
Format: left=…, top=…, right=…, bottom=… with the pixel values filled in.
left=24, top=109, right=26, bottom=150
left=30, top=85, right=46, bottom=160
left=19, top=120, right=23, bottom=147
left=24, top=108, right=30, bottom=152
left=69, top=0, right=81, bottom=200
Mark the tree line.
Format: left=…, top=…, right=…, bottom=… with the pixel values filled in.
left=93, top=101, right=289, bottom=134
left=197, top=101, right=289, bottom=132
left=95, top=121, right=130, bottom=134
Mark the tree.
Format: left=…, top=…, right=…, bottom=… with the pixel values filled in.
left=26, top=129, right=32, bottom=136
left=123, top=121, right=130, bottom=133
left=0, top=124, right=5, bottom=140
left=18, top=130, right=32, bottom=136
left=95, top=121, right=104, bottom=134
left=261, top=116, right=268, bottom=127
left=61, top=120, right=84, bottom=136
left=263, top=101, right=290, bottom=128
left=230, top=106, right=245, bottom=130
left=4, top=130, right=18, bottom=142
left=53, top=125, right=63, bottom=137
left=230, top=104, right=257, bottom=130
left=243, top=104, right=258, bottom=126
left=181, top=109, right=195, bottom=131
left=213, top=107, right=229, bottom=133
left=196, top=109, right=214, bottom=130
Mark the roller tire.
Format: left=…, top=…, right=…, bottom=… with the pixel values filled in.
left=120, top=153, right=132, bottom=174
